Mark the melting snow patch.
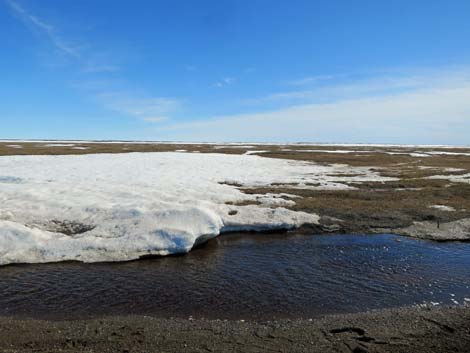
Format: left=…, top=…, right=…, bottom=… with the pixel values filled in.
left=6, top=145, right=23, bottom=149
left=283, top=149, right=436, bottom=158
left=385, top=152, right=430, bottom=157
left=427, top=173, right=470, bottom=184
left=429, top=205, right=456, bottom=212
left=444, top=168, right=466, bottom=172
left=244, top=150, right=268, bottom=155
left=41, top=144, right=76, bottom=147
left=255, top=194, right=297, bottom=207
left=427, top=151, right=470, bottom=156
left=291, top=149, right=373, bottom=154
left=0, top=153, right=394, bottom=265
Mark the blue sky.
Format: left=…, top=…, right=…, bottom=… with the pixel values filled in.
left=1, top=0, right=470, bottom=144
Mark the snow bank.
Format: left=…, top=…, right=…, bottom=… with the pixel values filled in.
left=0, top=153, right=392, bottom=265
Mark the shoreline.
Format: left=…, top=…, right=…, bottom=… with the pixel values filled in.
left=1, top=228, right=468, bottom=269
left=1, top=305, right=469, bottom=352
left=297, top=221, right=470, bottom=242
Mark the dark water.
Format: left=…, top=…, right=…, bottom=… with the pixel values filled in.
left=1, top=233, right=470, bottom=320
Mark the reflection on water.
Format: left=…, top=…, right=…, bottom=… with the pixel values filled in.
left=1, top=233, right=470, bottom=320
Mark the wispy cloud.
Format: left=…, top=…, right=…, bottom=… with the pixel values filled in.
left=5, top=0, right=81, bottom=57
left=6, top=0, right=123, bottom=74
left=286, top=74, right=337, bottom=86
left=244, top=67, right=470, bottom=106
left=160, top=67, right=470, bottom=144
left=142, top=116, right=169, bottom=123
left=81, top=64, right=120, bottom=74
left=214, top=77, right=235, bottom=88
left=97, top=92, right=181, bottom=123
left=5, top=0, right=180, bottom=123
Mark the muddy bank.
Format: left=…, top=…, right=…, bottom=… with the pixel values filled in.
left=0, top=305, right=469, bottom=352
left=298, top=215, right=470, bottom=241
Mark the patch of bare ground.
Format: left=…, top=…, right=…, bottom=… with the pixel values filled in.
left=0, top=142, right=293, bottom=156
left=0, top=306, right=469, bottom=353
left=241, top=181, right=470, bottom=234
left=0, top=142, right=222, bottom=156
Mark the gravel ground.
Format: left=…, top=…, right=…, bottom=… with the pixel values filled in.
left=0, top=305, right=469, bottom=353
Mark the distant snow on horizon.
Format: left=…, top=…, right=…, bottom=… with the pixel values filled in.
left=1, top=139, right=470, bottom=149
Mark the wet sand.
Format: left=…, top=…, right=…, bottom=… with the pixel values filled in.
left=1, top=305, right=469, bottom=353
